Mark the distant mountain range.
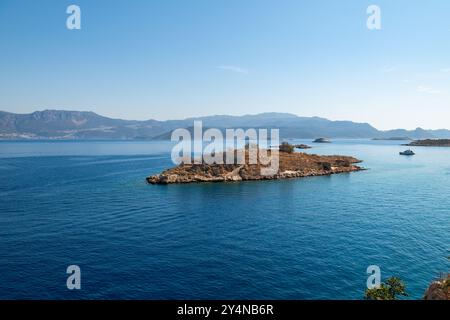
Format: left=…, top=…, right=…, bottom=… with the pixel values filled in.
left=1, top=110, right=449, bottom=140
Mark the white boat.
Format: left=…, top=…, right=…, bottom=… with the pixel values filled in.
left=400, top=149, right=415, bottom=156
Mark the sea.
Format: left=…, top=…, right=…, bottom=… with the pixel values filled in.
left=0, top=139, right=448, bottom=299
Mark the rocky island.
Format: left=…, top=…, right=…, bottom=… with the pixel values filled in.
left=147, top=147, right=363, bottom=184
left=424, top=274, right=450, bottom=300
left=294, top=144, right=312, bottom=149
left=313, top=138, right=331, bottom=143
left=405, top=139, right=450, bottom=147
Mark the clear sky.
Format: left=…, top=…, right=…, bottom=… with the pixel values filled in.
left=1, top=0, right=450, bottom=130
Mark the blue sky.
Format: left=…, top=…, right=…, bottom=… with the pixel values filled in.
left=1, top=0, right=450, bottom=129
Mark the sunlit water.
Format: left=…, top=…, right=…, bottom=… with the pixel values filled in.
left=0, top=140, right=448, bottom=299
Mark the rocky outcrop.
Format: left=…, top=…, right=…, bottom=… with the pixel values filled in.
left=294, top=144, right=312, bottom=149
left=424, top=276, right=450, bottom=300
left=147, top=149, right=363, bottom=184
left=313, top=138, right=331, bottom=143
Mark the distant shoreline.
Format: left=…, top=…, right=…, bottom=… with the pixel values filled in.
left=372, top=137, right=412, bottom=141
left=404, top=139, right=450, bottom=147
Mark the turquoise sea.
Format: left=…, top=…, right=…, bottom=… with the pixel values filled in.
left=0, top=140, right=448, bottom=299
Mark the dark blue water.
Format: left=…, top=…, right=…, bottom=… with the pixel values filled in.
left=0, top=140, right=448, bottom=299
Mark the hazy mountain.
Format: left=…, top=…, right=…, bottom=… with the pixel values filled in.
left=374, top=127, right=450, bottom=139
left=1, top=109, right=449, bottom=140
left=0, top=110, right=173, bottom=140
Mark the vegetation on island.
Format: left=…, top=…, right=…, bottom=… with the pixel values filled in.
left=279, top=142, right=295, bottom=153
left=364, top=277, right=408, bottom=300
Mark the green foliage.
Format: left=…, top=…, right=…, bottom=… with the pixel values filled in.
left=364, top=277, right=408, bottom=300
left=279, top=142, right=294, bottom=153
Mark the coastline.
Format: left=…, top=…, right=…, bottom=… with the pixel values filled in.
left=404, top=139, right=450, bottom=147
